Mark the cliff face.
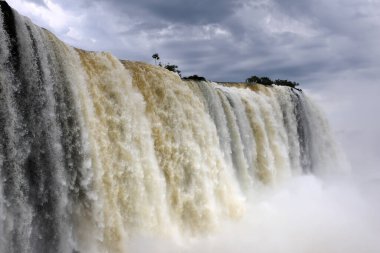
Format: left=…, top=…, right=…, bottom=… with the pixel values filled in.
left=0, top=2, right=343, bottom=253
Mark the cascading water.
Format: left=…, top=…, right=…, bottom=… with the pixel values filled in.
left=0, top=2, right=344, bottom=252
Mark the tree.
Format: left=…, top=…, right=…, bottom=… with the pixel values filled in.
left=245, top=75, right=273, bottom=85
left=245, top=75, right=301, bottom=89
left=164, top=63, right=181, bottom=77
left=182, top=75, right=206, bottom=81
left=259, top=76, right=273, bottom=85
left=274, top=79, right=299, bottom=88
left=152, top=53, right=160, bottom=65
left=151, top=54, right=181, bottom=76
left=246, top=75, right=261, bottom=84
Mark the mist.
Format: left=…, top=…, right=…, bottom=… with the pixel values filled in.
left=126, top=173, right=379, bottom=253
left=127, top=78, right=380, bottom=253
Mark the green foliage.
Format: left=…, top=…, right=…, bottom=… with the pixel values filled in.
left=152, top=53, right=181, bottom=76
left=164, top=64, right=181, bottom=77
left=260, top=77, right=273, bottom=85
left=274, top=79, right=299, bottom=88
left=246, top=75, right=273, bottom=85
left=152, top=53, right=160, bottom=65
left=246, top=75, right=300, bottom=88
left=245, top=75, right=261, bottom=84
left=182, top=75, right=207, bottom=81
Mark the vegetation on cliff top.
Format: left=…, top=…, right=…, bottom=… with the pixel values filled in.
left=152, top=53, right=207, bottom=81
left=246, top=75, right=300, bottom=89
left=152, top=53, right=301, bottom=89
left=182, top=75, right=207, bottom=81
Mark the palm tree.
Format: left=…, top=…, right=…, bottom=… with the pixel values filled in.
left=152, top=53, right=160, bottom=65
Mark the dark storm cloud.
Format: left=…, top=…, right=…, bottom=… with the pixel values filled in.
left=6, top=0, right=380, bottom=83
left=271, top=0, right=317, bottom=18
left=29, top=0, right=241, bottom=25
left=97, top=0, right=242, bottom=25
left=23, top=0, right=93, bottom=9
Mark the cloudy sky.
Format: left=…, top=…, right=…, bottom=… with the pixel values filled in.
left=5, top=0, right=380, bottom=83
left=5, top=0, right=380, bottom=171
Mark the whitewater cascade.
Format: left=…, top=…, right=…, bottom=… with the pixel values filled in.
left=0, top=2, right=343, bottom=253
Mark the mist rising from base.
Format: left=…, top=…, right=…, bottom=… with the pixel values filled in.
left=128, top=174, right=380, bottom=253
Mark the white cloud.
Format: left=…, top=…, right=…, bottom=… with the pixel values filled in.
left=66, top=26, right=82, bottom=41
left=7, top=0, right=82, bottom=33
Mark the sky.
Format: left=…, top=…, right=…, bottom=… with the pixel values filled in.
left=5, top=0, right=380, bottom=83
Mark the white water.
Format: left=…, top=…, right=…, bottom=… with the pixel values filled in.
left=0, top=3, right=364, bottom=253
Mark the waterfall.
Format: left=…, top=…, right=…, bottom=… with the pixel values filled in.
left=0, top=2, right=344, bottom=252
